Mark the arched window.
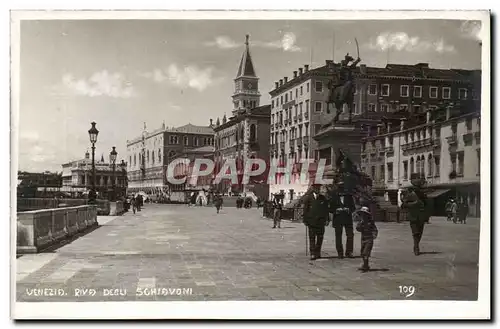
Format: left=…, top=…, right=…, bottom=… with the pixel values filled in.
left=158, top=149, right=161, bottom=163
left=250, top=124, right=257, bottom=141
left=147, top=151, right=150, bottom=163
left=241, top=126, right=245, bottom=141
left=428, top=154, right=433, bottom=177
left=410, top=157, right=415, bottom=174
left=420, top=155, right=425, bottom=175
left=152, top=151, right=155, bottom=165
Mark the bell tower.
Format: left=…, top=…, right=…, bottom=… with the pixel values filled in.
left=232, top=34, right=260, bottom=115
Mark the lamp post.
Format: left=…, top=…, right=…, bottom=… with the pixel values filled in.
left=88, top=122, right=99, bottom=203
left=110, top=146, right=117, bottom=201
left=120, top=159, right=127, bottom=198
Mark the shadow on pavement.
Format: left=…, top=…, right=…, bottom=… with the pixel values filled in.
left=366, top=268, right=390, bottom=272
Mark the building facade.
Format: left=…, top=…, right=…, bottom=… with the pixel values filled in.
left=213, top=35, right=271, bottom=200
left=361, top=106, right=481, bottom=217
left=17, top=171, right=63, bottom=198
left=269, top=60, right=481, bottom=204
left=61, top=151, right=128, bottom=198
left=126, top=122, right=214, bottom=195
left=169, top=145, right=215, bottom=202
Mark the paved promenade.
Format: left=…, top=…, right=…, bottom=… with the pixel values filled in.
left=16, top=204, right=480, bottom=301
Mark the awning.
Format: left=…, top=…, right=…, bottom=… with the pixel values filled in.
left=427, top=189, right=451, bottom=198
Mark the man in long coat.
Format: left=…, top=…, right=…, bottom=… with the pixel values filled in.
left=402, top=186, right=427, bottom=255
left=302, top=184, right=330, bottom=260
left=330, top=182, right=356, bottom=258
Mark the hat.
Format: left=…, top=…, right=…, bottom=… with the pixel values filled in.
left=358, top=206, right=371, bottom=215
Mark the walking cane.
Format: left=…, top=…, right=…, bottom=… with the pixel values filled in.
left=305, top=225, right=309, bottom=256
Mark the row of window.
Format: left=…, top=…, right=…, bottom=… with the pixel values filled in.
left=271, top=123, right=310, bottom=145
left=367, top=152, right=472, bottom=182
left=272, top=82, right=315, bottom=109
left=130, top=149, right=162, bottom=168
left=235, top=99, right=258, bottom=109
left=216, top=124, right=257, bottom=149
left=271, top=100, right=311, bottom=125
left=168, top=135, right=214, bottom=146
left=270, top=149, right=311, bottom=163
left=368, top=84, right=477, bottom=100
left=271, top=83, right=477, bottom=110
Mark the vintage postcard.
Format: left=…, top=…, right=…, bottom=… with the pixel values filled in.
left=11, top=10, right=490, bottom=320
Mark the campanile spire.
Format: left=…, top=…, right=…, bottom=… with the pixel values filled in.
left=232, top=34, right=260, bottom=115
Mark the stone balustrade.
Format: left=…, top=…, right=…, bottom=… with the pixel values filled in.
left=17, top=198, right=110, bottom=215
left=16, top=205, right=98, bottom=255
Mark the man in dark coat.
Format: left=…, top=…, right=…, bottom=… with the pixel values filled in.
left=302, top=184, right=330, bottom=260
left=330, top=182, right=356, bottom=259
left=402, top=186, right=426, bottom=255
left=272, top=194, right=283, bottom=229
left=214, top=194, right=223, bottom=214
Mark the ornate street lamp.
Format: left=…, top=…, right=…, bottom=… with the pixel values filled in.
left=88, top=122, right=99, bottom=203
left=110, top=146, right=117, bottom=201
left=120, top=159, right=127, bottom=198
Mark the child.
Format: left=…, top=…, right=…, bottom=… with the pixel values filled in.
left=355, top=206, right=378, bottom=272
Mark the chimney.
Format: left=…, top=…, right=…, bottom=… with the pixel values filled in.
left=299, top=68, right=303, bottom=75
left=210, top=118, right=213, bottom=126
left=85, top=150, right=90, bottom=160
left=293, top=71, right=298, bottom=78
left=360, top=64, right=367, bottom=74
left=284, top=77, right=288, bottom=83
left=304, top=64, right=309, bottom=72
left=275, top=81, right=279, bottom=89
left=400, top=118, right=406, bottom=131
left=279, top=79, right=283, bottom=87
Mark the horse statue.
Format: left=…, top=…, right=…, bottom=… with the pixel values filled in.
left=326, top=47, right=361, bottom=125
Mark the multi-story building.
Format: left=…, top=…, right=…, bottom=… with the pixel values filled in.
left=61, top=151, right=128, bottom=198
left=169, top=145, right=215, bottom=202
left=268, top=62, right=333, bottom=202
left=213, top=35, right=271, bottom=200
left=126, top=122, right=214, bottom=195
left=362, top=105, right=481, bottom=217
left=269, top=60, right=481, bottom=204
left=17, top=171, right=63, bottom=198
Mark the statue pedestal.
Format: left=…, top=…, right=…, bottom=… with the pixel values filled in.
left=314, top=122, right=367, bottom=178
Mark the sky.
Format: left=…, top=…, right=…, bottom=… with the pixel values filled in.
left=17, top=18, right=482, bottom=172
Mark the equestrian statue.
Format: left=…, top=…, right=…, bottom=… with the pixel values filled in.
left=326, top=38, right=361, bottom=125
